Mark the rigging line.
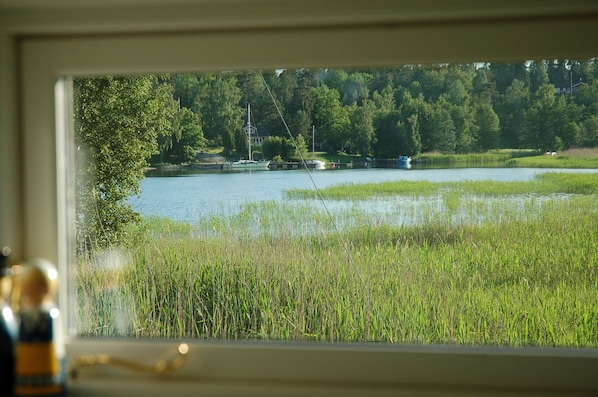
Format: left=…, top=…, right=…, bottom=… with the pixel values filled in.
left=259, top=72, right=376, bottom=320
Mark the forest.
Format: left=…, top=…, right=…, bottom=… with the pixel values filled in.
left=160, top=60, right=598, bottom=163
left=76, top=59, right=598, bottom=166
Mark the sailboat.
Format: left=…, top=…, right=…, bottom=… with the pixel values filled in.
left=304, top=125, right=326, bottom=169
left=230, top=104, right=271, bottom=169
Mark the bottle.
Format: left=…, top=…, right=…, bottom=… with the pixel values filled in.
left=1, top=246, right=16, bottom=397
left=15, top=258, right=65, bottom=396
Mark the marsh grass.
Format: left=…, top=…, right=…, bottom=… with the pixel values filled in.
left=76, top=174, right=598, bottom=347
left=286, top=172, right=598, bottom=200
left=415, top=151, right=524, bottom=166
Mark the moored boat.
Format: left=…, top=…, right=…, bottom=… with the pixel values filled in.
left=230, top=104, right=270, bottom=170
left=397, top=155, right=412, bottom=169
left=304, top=159, right=326, bottom=169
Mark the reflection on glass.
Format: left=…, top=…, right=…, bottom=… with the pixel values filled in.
left=73, top=61, right=598, bottom=346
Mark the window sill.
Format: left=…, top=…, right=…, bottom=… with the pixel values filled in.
left=66, top=339, right=598, bottom=396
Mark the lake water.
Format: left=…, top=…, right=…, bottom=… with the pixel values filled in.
left=129, top=167, right=597, bottom=223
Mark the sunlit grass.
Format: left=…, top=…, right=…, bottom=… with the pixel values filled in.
left=506, top=148, right=598, bottom=168
left=76, top=175, right=598, bottom=347
left=286, top=172, right=598, bottom=200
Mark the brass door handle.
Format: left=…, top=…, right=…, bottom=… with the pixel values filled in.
left=70, top=343, right=189, bottom=378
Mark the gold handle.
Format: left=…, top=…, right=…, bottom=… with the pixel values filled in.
left=70, top=343, right=189, bottom=378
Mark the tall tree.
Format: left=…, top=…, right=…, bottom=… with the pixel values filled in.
left=373, top=110, right=402, bottom=158
left=290, top=109, right=313, bottom=141
left=372, top=85, right=395, bottom=116
left=202, top=74, right=243, bottom=154
left=490, top=62, right=528, bottom=93
left=528, top=61, right=549, bottom=93
left=439, top=81, right=476, bottom=153
left=312, top=85, right=350, bottom=151
left=348, top=99, right=376, bottom=156
left=424, top=101, right=456, bottom=153
left=170, top=107, right=206, bottom=163
left=396, top=91, right=426, bottom=155
left=171, top=74, right=201, bottom=111
left=74, top=75, right=176, bottom=250
left=496, top=79, right=530, bottom=148
left=343, top=72, right=371, bottom=106
left=546, top=59, right=571, bottom=89
left=474, top=102, right=500, bottom=150
left=522, top=83, right=566, bottom=151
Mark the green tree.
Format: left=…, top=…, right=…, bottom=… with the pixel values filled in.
left=528, top=61, right=549, bottom=93
left=490, top=62, right=528, bottom=93
left=574, top=80, right=598, bottom=115
left=74, top=75, right=175, bottom=250
left=396, top=91, right=425, bottom=155
left=472, top=65, right=496, bottom=102
left=171, top=107, right=206, bottom=163
left=171, top=74, right=201, bottom=111
left=290, top=109, right=313, bottom=141
left=546, top=59, right=571, bottom=89
left=372, top=85, right=395, bottom=116
left=419, top=66, right=447, bottom=101
left=262, top=136, right=284, bottom=160
left=570, top=59, right=595, bottom=85
left=348, top=99, right=375, bottom=156
left=321, top=69, right=348, bottom=94
left=254, top=70, right=287, bottom=138
left=522, top=83, right=566, bottom=151
left=424, top=101, right=457, bottom=153
left=373, top=110, right=402, bottom=158
left=293, top=69, right=317, bottom=110
left=404, top=113, right=423, bottom=155
left=439, top=81, right=476, bottom=153
left=202, top=74, right=243, bottom=154
left=474, top=102, right=500, bottom=150
left=496, top=79, right=530, bottom=148
left=289, top=134, right=308, bottom=161
left=580, top=115, right=598, bottom=147
left=312, top=85, right=350, bottom=151
left=343, top=72, right=371, bottom=105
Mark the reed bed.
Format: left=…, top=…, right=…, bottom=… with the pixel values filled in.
left=415, top=152, right=525, bottom=166
left=75, top=174, right=598, bottom=347
left=286, top=172, right=598, bottom=200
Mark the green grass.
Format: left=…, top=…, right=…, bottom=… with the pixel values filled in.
left=75, top=174, right=598, bottom=347
left=507, top=149, right=598, bottom=168
left=286, top=172, right=598, bottom=200
left=416, top=151, right=531, bottom=165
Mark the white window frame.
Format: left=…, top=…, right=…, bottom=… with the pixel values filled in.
left=2, top=1, right=598, bottom=395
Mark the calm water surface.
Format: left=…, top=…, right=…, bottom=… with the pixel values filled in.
left=129, top=167, right=597, bottom=223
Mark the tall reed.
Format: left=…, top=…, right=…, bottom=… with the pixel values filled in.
left=75, top=177, right=598, bottom=347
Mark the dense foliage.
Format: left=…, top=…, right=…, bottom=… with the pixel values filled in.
left=162, top=59, right=598, bottom=161
left=74, top=76, right=177, bottom=250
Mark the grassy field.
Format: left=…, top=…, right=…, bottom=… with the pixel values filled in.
left=505, top=148, right=598, bottom=168
left=76, top=173, right=598, bottom=347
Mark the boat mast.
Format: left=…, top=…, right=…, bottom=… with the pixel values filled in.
left=312, top=125, right=315, bottom=157
left=247, top=103, right=252, bottom=161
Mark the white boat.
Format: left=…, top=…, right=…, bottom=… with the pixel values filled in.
left=304, top=159, right=326, bottom=169
left=304, top=125, right=326, bottom=169
left=231, top=104, right=270, bottom=169
left=397, top=155, right=412, bottom=169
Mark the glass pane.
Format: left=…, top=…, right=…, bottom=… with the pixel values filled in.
left=72, top=62, right=598, bottom=346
